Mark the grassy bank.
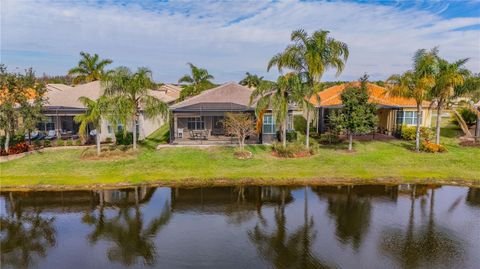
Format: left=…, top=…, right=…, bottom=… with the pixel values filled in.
left=1, top=123, right=479, bottom=189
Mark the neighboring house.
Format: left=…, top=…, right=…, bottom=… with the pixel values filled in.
left=39, top=81, right=179, bottom=141
left=169, top=82, right=294, bottom=145
left=309, top=82, right=432, bottom=136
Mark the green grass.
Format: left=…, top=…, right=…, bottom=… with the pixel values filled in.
left=139, top=124, right=170, bottom=150
left=1, top=124, right=479, bottom=187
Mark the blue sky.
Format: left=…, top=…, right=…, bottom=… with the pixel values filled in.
left=1, top=0, right=479, bottom=83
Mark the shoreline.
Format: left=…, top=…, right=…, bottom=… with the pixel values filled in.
left=2, top=177, right=479, bottom=191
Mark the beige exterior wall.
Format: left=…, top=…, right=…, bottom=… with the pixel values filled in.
left=98, top=113, right=167, bottom=142
left=377, top=107, right=432, bottom=135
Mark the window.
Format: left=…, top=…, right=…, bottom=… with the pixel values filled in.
left=262, top=115, right=275, bottom=134
left=187, top=117, right=204, bottom=130
left=37, top=116, right=55, bottom=131
left=396, top=111, right=422, bottom=125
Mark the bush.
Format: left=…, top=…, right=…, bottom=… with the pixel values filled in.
left=0, top=135, right=25, bottom=150
left=271, top=142, right=312, bottom=158
left=318, top=132, right=342, bottom=145
left=420, top=141, right=447, bottom=153
left=294, top=115, right=307, bottom=134
left=44, top=140, right=52, bottom=147
left=7, top=142, right=29, bottom=155
left=276, top=130, right=297, bottom=142
left=458, top=108, right=477, bottom=126
left=66, top=139, right=73, bottom=146
left=401, top=126, right=433, bottom=141
left=33, top=139, right=42, bottom=148
left=56, top=140, right=65, bottom=147
left=115, top=132, right=133, bottom=145
left=74, top=139, right=82, bottom=146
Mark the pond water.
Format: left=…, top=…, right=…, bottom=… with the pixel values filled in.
left=1, top=185, right=479, bottom=269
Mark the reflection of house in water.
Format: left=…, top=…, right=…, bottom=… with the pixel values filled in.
left=171, top=186, right=294, bottom=214
left=1, top=187, right=156, bottom=215
left=312, top=184, right=436, bottom=203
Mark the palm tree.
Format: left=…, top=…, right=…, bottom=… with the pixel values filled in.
left=251, top=73, right=301, bottom=148
left=68, top=51, right=113, bottom=85
left=267, top=29, right=349, bottom=149
left=178, top=63, right=214, bottom=100
left=457, top=73, right=480, bottom=141
left=386, top=48, right=438, bottom=151
left=431, top=58, right=470, bottom=144
left=103, top=67, right=169, bottom=150
left=74, top=96, right=109, bottom=156
left=239, top=72, right=264, bottom=88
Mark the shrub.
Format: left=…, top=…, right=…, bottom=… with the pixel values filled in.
left=420, top=141, right=447, bottom=153
left=276, top=130, right=297, bottom=142
left=0, top=134, right=26, bottom=150
left=66, top=139, right=73, bottom=146
left=115, top=132, right=133, bottom=145
left=457, top=108, right=477, bottom=126
left=271, top=142, right=312, bottom=158
left=401, top=126, right=433, bottom=141
left=74, top=139, right=82, bottom=146
left=7, top=142, right=29, bottom=155
left=293, top=115, right=307, bottom=134
left=43, top=140, right=52, bottom=147
left=318, top=132, right=342, bottom=145
left=33, top=139, right=42, bottom=148
left=56, top=140, right=65, bottom=147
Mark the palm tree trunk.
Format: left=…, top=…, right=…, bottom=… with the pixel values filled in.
left=132, top=116, right=137, bottom=150
left=415, top=104, right=422, bottom=152
left=282, top=117, right=287, bottom=148
left=305, top=111, right=310, bottom=150
left=348, top=132, right=353, bottom=151
left=435, top=101, right=442, bottom=145
left=5, top=131, right=10, bottom=153
left=475, top=113, right=480, bottom=143
left=96, top=132, right=101, bottom=156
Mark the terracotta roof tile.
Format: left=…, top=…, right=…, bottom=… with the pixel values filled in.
left=309, top=82, right=430, bottom=108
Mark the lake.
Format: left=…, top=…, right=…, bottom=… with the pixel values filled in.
left=1, top=184, right=479, bottom=269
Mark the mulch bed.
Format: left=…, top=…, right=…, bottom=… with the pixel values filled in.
left=271, top=151, right=312, bottom=158
left=233, top=150, right=253, bottom=159
left=459, top=140, right=480, bottom=147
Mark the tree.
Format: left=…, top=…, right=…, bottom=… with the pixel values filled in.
left=239, top=72, right=264, bottom=88
left=251, top=73, right=300, bottom=148
left=74, top=96, right=109, bottom=156
left=103, top=67, right=169, bottom=150
left=0, top=66, right=46, bottom=151
left=431, top=58, right=470, bottom=144
left=68, top=51, right=112, bottom=85
left=223, top=113, right=256, bottom=151
left=455, top=73, right=480, bottom=141
left=329, top=76, right=377, bottom=151
left=267, top=29, right=349, bottom=149
left=386, top=48, right=438, bottom=151
left=178, top=63, right=214, bottom=100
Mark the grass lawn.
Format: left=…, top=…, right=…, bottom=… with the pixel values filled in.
left=1, top=122, right=479, bottom=188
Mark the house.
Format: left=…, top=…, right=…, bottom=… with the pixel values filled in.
left=38, top=81, right=180, bottom=141
left=169, top=82, right=294, bottom=145
left=309, top=82, right=432, bottom=136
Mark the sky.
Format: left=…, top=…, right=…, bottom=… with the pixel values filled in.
left=1, top=0, right=479, bottom=83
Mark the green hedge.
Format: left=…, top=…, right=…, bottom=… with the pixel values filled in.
left=115, top=132, right=133, bottom=145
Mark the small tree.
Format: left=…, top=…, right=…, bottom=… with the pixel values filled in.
left=329, top=76, right=378, bottom=151
left=223, top=113, right=256, bottom=151
left=74, top=96, right=109, bottom=156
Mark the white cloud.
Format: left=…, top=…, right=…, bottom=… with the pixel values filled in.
left=1, top=0, right=479, bottom=82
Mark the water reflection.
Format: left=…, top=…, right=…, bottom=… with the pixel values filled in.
left=1, top=193, right=57, bottom=269
left=379, top=186, right=466, bottom=269
left=82, top=187, right=171, bottom=266
left=0, top=185, right=478, bottom=269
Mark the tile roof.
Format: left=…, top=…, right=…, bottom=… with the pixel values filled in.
left=309, top=82, right=430, bottom=108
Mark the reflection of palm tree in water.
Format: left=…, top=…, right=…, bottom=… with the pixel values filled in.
left=82, top=189, right=172, bottom=266
left=248, top=187, right=333, bottom=269
left=326, top=186, right=371, bottom=250
left=380, top=186, right=465, bottom=268
left=1, top=193, right=56, bottom=269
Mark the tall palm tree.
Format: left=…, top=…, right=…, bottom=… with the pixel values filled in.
left=239, top=72, right=264, bottom=88
left=74, top=96, right=109, bottom=156
left=457, top=73, right=480, bottom=141
left=68, top=51, right=113, bottom=85
left=178, top=63, right=214, bottom=100
left=431, top=58, right=470, bottom=144
left=251, top=73, right=301, bottom=148
left=103, top=67, right=169, bottom=150
left=267, top=29, right=349, bottom=149
left=386, top=48, right=438, bottom=151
